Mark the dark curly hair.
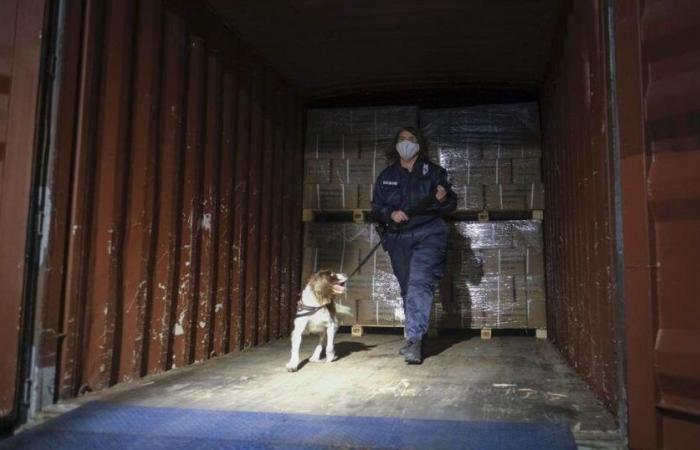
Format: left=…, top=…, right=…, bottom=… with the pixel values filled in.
left=385, top=126, right=431, bottom=164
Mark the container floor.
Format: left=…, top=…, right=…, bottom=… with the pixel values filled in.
left=20, top=333, right=624, bottom=448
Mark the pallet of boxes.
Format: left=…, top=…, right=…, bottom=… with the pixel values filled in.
left=301, top=103, right=547, bottom=339
left=421, top=103, right=547, bottom=339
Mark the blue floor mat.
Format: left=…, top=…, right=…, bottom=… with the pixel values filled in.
left=1, top=401, right=576, bottom=449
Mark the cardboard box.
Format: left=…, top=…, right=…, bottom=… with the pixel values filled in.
left=431, top=302, right=465, bottom=328
left=527, top=183, right=545, bottom=210
left=305, top=106, right=418, bottom=160
left=372, top=268, right=401, bottom=302
left=507, top=275, right=547, bottom=328
left=449, top=222, right=513, bottom=249
left=358, top=184, right=373, bottom=209
left=484, top=184, right=529, bottom=210
left=452, top=184, right=484, bottom=210
left=482, top=141, right=535, bottom=160
left=374, top=250, right=393, bottom=273
left=512, top=158, right=542, bottom=184
left=303, top=183, right=358, bottom=209
left=435, top=146, right=473, bottom=184
left=519, top=274, right=547, bottom=326
left=526, top=248, right=545, bottom=276
left=447, top=248, right=484, bottom=282
left=452, top=275, right=512, bottom=304
left=451, top=274, right=530, bottom=328
left=353, top=134, right=378, bottom=159
left=485, top=183, right=543, bottom=211
left=345, top=273, right=374, bottom=304
left=356, top=299, right=405, bottom=326
left=302, top=246, right=358, bottom=280
left=303, top=159, right=332, bottom=183
left=525, top=276, right=546, bottom=303
left=467, top=159, right=512, bottom=185
left=305, top=134, right=359, bottom=160
left=527, top=300, right=547, bottom=328
left=303, top=222, right=368, bottom=246
left=477, top=248, right=527, bottom=276
left=513, top=275, right=527, bottom=303
left=512, top=221, right=543, bottom=248
left=331, top=158, right=377, bottom=184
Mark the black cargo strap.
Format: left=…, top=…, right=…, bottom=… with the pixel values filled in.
left=294, top=303, right=328, bottom=318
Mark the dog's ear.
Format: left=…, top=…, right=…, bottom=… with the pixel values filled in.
left=311, top=273, right=333, bottom=306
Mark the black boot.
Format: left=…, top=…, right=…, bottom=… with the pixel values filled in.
left=400, top=333, right=429, bottom=356
left=403, top=339, right=422, bottom=364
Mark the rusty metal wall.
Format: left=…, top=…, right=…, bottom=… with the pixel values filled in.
left=615, top=0, right=700, bottom=448
left=0, top=0, right=48, bottom=424
left=20, top=0, right=306, bottom=402
left=540, top=0, right=621, bottom=416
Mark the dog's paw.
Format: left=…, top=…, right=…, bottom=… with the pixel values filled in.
left=309, top=356, right=322, bottom=363
left=325, top=353, right=337, bottom=363
left=285, top=362, right=298, bottom=372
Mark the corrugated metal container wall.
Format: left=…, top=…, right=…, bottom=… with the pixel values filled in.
left=27, top=0, right=305, bottom=404
left=615, top=0, right=700, bottom=447
left=0, top=0, right=48, bottom=422
left=540, top=0, right=622, bottom=416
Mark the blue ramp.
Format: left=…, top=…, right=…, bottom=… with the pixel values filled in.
left=1, top=401, right=576, bottom=449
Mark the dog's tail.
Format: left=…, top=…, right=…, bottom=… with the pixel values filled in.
left=334, top=303, right=354, bottom=319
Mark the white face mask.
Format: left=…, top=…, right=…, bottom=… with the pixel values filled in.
left=396, top=140, right=420, bottom=160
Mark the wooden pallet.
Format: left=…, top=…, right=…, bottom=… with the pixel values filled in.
left=480, top=327, right=548, bottom=339
left=349, top=324, right=547, bottom=340
left=302, top=209, right=544, bottom=223
left=302, top=209, right=369, bottom=223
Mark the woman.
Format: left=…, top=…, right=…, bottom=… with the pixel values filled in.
left=371, top=127, right=457, bottom=364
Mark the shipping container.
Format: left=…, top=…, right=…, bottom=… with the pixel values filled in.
left=0, top=0, right=698, bottom=449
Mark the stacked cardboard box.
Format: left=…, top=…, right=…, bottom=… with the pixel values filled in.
left=431, top=221, right=546, bottom=329
left=303, top=106, right=419, bottom=210
left=301, top=103, right=547, bottom=329
left=302, top=221, right=546, bottom=329
left=421, top=103, right=545, bottom=211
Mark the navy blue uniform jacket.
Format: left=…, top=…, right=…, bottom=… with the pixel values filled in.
left=371, top=157, right=458, bottom=229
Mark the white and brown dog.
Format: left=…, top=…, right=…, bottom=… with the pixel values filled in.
left=286, top=270, right=352, bottom=372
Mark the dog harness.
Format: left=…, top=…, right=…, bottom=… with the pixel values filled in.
left=294, top=302, right=329, bottom=319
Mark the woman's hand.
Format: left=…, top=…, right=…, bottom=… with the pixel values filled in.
left=436, top=185, right=447, bottom=202
left=391, top=210, right=409, bottom=223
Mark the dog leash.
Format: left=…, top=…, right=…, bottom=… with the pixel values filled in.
left=346, top=226, right=386, bottom=279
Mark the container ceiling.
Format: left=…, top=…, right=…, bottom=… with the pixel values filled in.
left=207, top=0, right=563, bottom=100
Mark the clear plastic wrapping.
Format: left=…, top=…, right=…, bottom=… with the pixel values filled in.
left=301, top=220, right=546, bottom=328
left=305, top=106, right=418, bottom=160
left=436, top=221, right=545, bottom=328
left=420, top=103, right=544, bottom=211
left=304, top=106, right=418, bottom=211
left=303, top=183, right=358, bottom=209
left=420, top=103, right=542, bottom=155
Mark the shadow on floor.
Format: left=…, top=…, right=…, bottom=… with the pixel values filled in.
left=335, top=341, right=377, bottom=360
left=422, top=335, right=471, bottom=360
